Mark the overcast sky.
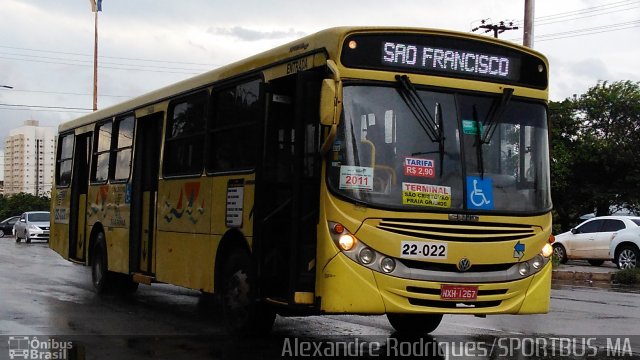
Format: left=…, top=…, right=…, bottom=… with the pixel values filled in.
left=0, top=0, right=638, bottom=144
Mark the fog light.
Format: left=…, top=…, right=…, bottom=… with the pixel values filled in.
left=541, top=243, right=553, bottom=258
left=359, top=248, right=375, bottom=265
left=338, top=234, right=356, bottom=251
left=532, top=255, right=544, bottom=269
left=381, top=257, right=396, bottom=273
left=518, top=262, right=530, bottom=276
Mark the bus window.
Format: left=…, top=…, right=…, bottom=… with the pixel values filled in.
left=163, top=91, right=208, bottom=176
left=56, top=133, right=74, bottom=187
left=208, top=79, right=262, bottom=173
left=113, top=115, right=134, bottom=181
left=91, top=121, right=112, bottom=183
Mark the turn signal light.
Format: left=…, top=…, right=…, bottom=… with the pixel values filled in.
left=541, top=243, right=553, bottom=258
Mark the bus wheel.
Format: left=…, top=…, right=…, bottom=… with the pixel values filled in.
left=387, top=313, right=443, bottom=334
left=220, top=248, right=275, bottom=334
left=91, top=233, right=114, bottom=294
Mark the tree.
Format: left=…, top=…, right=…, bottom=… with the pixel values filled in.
left=550, top=81, right=640, bottom=231
left=0, top=193, right=50, bottom=220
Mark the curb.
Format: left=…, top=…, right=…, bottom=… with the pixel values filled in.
left=552, top=270, right=614, bottom=283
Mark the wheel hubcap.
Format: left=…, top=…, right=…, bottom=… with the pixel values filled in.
left=619, top=250, right=637, bottom=269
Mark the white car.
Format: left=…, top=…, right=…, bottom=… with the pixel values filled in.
left=609, top=227, right=640, bottom=269
left=553, top=215, right=640, bottom=266
left=14, top=211, right=50, bottom=243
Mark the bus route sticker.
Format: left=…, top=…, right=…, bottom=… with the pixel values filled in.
left=402, top=182, right=451, bottom=208
left=339, top=166, right=374, bottom=191
left=404, top=157, right=435, bottom=178
left=226, top=179, right=244, bottom=228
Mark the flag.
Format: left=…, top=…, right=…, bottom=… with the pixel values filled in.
left=90, top=0, right=102, bottom=12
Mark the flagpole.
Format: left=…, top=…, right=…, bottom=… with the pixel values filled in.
left=92, top=9, right=98, bottom=111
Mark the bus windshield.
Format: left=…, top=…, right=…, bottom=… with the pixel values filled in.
left=327, top=84, right=551, bottom=214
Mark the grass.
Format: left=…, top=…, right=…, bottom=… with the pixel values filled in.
left=613, top=267, right=640, bottom=284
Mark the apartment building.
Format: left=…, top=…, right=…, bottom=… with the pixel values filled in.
left=4, top=120, right=56, bottom=196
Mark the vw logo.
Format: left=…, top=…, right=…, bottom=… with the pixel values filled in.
left=457, top=257, right=472, bottom=272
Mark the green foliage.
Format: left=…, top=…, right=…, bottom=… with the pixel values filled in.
left=550, top=81, right=640, bottom=232
left=0, top=193, right=50, bottom=220
left=613, top=267, right=640, bottom=285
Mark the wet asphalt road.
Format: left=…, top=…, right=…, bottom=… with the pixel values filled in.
left=1, top=237, right=639, bottom=359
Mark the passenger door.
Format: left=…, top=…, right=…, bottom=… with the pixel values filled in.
left=591, top=219, right=625, bottom=259
left=129, top=112, right=163, bottom=274
left=569, top=219, right=604, bottom=258
left=68, top=133, right=92, bottom=261
left=255, top=70, right=323, bottom=305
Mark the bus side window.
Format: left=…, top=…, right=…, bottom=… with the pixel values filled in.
left=91, top=120, right=112, bottom=183
left=207, top=78, right=262, bottom=173
left=56, top=133, right=74, bottom=187
left=163, top=91, right=208, bottom=176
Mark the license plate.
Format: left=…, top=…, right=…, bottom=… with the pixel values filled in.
left=400, top=241, right=447, bottom=259
left=440, top=285, right=478, bottom=300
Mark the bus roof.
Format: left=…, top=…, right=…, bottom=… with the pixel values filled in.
left=59, top=26, right=547, bottom=133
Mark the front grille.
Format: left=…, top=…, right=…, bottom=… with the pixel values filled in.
left=399, top=258, right=514, bottom=273
left=377, top=218, right=536, bottom=242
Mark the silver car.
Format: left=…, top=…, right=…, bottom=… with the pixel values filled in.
left=14, top=211, right=50, bottom=243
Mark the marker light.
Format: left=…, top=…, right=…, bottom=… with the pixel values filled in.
left=541, top=243, right=553, bottom=258
left=359, top=248, right=375, bottom=265
left=332, top=223, right=345, bottom=234
left=348, top=40, right=357, bottom=49
left=338, top=234, right=356, bottom=251
left=548, top=234, right=555, bottom=244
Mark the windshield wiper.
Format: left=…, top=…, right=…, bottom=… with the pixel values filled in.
left=395, top=75, right=443, bottom=144
left=481, top=88, right=514, bottom=144
left=474, top=87, right=514, bottom=178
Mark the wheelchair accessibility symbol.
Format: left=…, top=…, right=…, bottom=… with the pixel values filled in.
left=467, top=176, right=494, bottom=210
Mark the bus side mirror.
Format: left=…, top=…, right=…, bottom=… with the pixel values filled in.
left=320, top=79, right=337, bottom=126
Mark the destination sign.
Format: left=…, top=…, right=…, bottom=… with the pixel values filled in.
left=382, top=42, right=516, bottom=80
left=341, top=33, right=548, bottom=88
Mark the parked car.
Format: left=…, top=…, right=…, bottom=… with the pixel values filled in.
left=553, top=216, right=640, bottom=266
left=0, top=216, right=20, bottom=237
left=609, top=227, right=640, bottom=269
left=14, top=211, right=50, bottom=243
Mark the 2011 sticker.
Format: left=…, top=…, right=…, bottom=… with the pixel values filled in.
left=339, top=166, right=374, bottom=191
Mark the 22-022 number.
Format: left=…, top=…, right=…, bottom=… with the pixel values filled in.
left=400, top=241, right=448, bottom=259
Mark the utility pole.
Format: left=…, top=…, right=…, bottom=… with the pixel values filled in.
left=524, top=0, right=535, bottom=48
left=472, top=19, right=519, bottom=39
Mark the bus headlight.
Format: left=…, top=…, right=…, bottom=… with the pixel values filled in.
left=518, top=262, right=530, bottom=276
left=338, top=234, right=356, bottom=251
left=531, top=255, right=544, bottom=269
left=541, top=243, right=553, bottom=258
left=359, top=248, right=375, bottom=264
left=381, top=257, right=396, bottom=273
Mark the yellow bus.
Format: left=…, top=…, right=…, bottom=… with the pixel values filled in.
left=50, top=27, right=554, bottom=334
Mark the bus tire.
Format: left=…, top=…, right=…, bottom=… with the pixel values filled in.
left=387, top=313, right=443, bottom=334
left=91, top=233, right=114, bottom=294
left=220, top=247, right=275, bottom=334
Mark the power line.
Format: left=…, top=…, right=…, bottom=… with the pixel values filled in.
left=5, top=89, right=130, bottom=99
left=0, top=103, right=93, bottom=111
left=0, top=44, right=217, bottom=67
left=535, top=0, right=639, bottom=21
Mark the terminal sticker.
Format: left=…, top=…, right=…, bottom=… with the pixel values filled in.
left=339, top=166, right=374, bottom=191
left=402, top=182, right=451, bottom=208
left=404, top=157, right=435, bottom=178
